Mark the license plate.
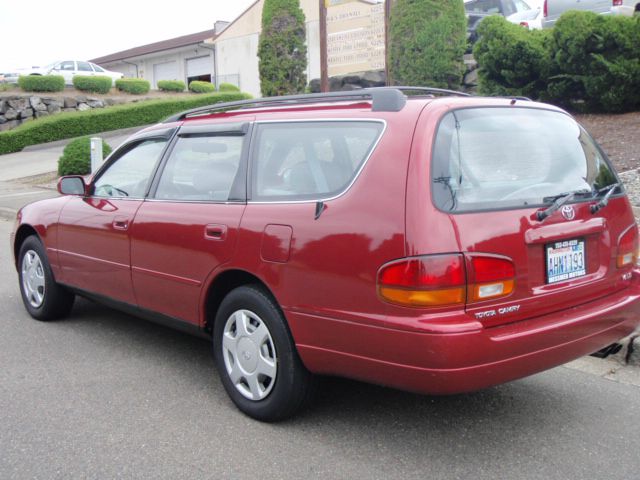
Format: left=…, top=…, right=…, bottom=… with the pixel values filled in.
left=546, top=239, right=586, bottom=284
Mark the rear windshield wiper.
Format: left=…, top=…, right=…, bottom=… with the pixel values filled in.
left=590, top=183, right=620, bottom=214
left=537, top=189, right=591, bottom=222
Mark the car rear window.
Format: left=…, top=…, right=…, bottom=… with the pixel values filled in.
left=431, top=107, right=619, bottom=213
left=251, top=121, right=384, bottom=201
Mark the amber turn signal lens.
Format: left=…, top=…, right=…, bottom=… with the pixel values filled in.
left=617, top=227, right=639, bottom=268
left=378, top=286, right=466, bottom=307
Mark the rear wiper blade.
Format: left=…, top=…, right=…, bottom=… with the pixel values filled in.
left=537, top=189, right=590, bottom=222
left=590, top=183, right=620, bottom=214
left=541, top=188, right=592, bottom=204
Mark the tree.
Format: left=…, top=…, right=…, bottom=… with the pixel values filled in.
left=388, top=0, right=467, bottom=89
left=258, top=0, right=308, bottom=96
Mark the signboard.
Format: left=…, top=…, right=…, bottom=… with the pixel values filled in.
left=325, top=0, right=385, bottom=77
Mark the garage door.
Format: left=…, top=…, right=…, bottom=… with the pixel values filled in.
left=153, top=61, right=178, bottom=88
left=187, top=56, right=211, bottom=78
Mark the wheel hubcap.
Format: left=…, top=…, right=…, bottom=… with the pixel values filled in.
left=222, top=309, right=277, bottom=401
left=21, top=250, right=45, bottom=308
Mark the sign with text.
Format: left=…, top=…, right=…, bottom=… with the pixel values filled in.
left=326, top=0, right=385, bottom=77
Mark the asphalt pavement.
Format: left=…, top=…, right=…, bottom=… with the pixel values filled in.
left=1, top=218, right=640, bottom=480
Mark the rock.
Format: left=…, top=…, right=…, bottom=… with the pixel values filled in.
left=47, top=103, right=62, bottom=114
left=87, top=100, right=104, bottom=108
left=75, top=95, right=87, bottom=103
left=0, top=115, right=6, bottom=124
left=104, top=98, right=126, bottom=106
left=40, top=97, right=54, bottom=104
left=35, top=110, right=49, bottom=118
left=329, top=76, right=344, bottom=91
left=86, top=97, right=99, bottom=102
left=4, top=108, right=18, bottom=120
left=8, top=97, right=29, bottom=110
left=0, top=99, right=7, bottom=114
left=62, top=108, right=76, bottom=113
left=342, top=75, right=361, bottom=85
left=20, top=108, right=34, bottom=119
left=77, top=103, right=91, bottom=111
left=0, top=120, right=20, bottom=132
left=339, top=84, right=363, bottom=91
left=626, top=334, right=640, bottom=366
left=308, top=78, right=321, bottom=93
left=63, top=97, right=78, bottom=108
left=29, top=96, right=45, bottom=110
left=360, top=70, right=386, bottom=88
left=464, top=69, right=478, bottom=87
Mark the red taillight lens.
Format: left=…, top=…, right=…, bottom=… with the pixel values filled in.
left=519, top=21, right=529, bottom=28
left=613, top=0, right=623, bottom=5
left=377, top=254, right=466, bottom=307
left=467, top=255, right=515, bottom=302
left=543, top=0, right=548, bottom=17
left=617, top=226, right=639, bottom=268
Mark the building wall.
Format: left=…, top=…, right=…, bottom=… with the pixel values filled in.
left=213, top=0, right=321, bottom=97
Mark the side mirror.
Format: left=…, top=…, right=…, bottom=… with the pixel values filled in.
left=58, top=176, right=87, bottom=196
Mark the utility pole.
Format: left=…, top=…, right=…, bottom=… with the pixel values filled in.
left=319, top=0, right=329, bottom=92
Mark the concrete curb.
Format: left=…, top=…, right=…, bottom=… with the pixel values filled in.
left=0, top=207, right=17, bottom=221
left=610, top=331, right=640, bottom=367
left=20, top=125, right=150, bottom=152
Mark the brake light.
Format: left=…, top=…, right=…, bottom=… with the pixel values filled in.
left=377, top=254, right=515, bottom=307
left=519, top=21, right=529, bottom=28
left=617, top=226, right=639, bottom=268
left=613, top=0, right=623, bottom=5
left=543, top=0, right=548, bottom=17
left=377, top=254, right=466, bottom=307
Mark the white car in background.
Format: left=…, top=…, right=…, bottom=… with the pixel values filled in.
left=5, top=60, right=123, bottom=86
left=611, top=0, right=640, bottom=15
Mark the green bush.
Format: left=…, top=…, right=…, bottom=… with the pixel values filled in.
left=58, top=137, right=113, bottom=176
left=72, top=75, right=113, bottom=94
left=115, top=78, right=151, bottom=95
left=474, top=16, right=551, bottom=99
left=546, top=11, right=640, bottom=113
left=18, top=75, right=65, bottom=92
left=157, top=80, right=186, bottom=92
left=0, top=91, right=251, bottom=155
left=388, top=0, right=467, bottom=89
left=218, top=82, right=240, bottom=92
left=189, top=80, right=216, bottom=93
left=258, top=0, right=307, bottom=96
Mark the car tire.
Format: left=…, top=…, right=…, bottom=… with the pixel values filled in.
left=213, top=285, right=316, bottom=422
left=18, top=235, right=75, bottom=321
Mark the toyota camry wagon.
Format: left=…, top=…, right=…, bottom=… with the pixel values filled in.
left=11, top=87, right=640, bottom=421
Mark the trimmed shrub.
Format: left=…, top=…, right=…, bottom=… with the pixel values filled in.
left=474, top=16, right=551, bottom=99
left=258, top=0, right=307, bottom=96
left=72, top=75, right=113, bottom=94
left=189, top=80, right=216, bottom=93
left=218, top=82, right=240, bottom=92
left=18, top=75, right=65, bottom=92
left=0, top=91, right=251, bottom=155
left=58, top=137, right=113, bottom=176
left=388, top=0, right=467, bottom=89
left=546, top=11, right=640, bottom=113
left=115, top=78, right=151, bottom=95
left=157, top=80, right=186, bottom=92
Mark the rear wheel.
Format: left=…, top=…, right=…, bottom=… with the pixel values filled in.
left=213, top=285, right=315, bottom=421
left=18, top=236, right=74, bottom=321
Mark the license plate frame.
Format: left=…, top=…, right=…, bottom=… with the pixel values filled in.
left=545, top=238, right=586, bottom=284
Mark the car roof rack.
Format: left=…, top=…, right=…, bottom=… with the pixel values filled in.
left=163, top=86, right=470, bottom=123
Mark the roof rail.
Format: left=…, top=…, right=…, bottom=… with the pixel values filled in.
left=163, top=86, right=470, bottom=123
left=164, top=88, right=407, bottom=123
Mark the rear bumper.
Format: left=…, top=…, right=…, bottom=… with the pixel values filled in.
left=610, top=6, right=635, bottom=16
left=291, top=279, right=640, bottom=395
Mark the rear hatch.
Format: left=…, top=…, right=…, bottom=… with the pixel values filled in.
left=430, top=106, right=638, bottom=327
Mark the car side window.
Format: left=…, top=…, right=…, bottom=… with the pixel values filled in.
left=155, top=135, right=244, bottom=202
left=91, top=63, right=105, bottom=73
left=58, top=61, right=75, bottom=71
left=251, top=121, right=384, bottom=201
left=77, top=61, right=92, bottom=72
left=93, top=139, right=167, bottom=199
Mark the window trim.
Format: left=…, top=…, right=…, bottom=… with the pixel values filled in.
left=246, top=119, right=387, bottom=204
left=428, top=105, right=624, bottom=215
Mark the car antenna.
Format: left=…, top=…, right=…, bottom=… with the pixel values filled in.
left=314, top=201, right=327, bottom=220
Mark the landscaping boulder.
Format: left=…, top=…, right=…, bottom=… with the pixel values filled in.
left=4, top=108, right=18, bottom=120
left=63, top=97, right=78, bottom=108
left=20, top=108, right=33, bottom=119
left=77, top=103, right=91, bottom=112
left=8, top=98, right=29, bottom=110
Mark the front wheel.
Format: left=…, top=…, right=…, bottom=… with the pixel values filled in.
left=213, top=285, right=316, bottom=422
left=18, top=236, right=75, bottom=321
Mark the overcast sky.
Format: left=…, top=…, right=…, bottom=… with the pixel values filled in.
left=0, top=0, right=256, bottom=72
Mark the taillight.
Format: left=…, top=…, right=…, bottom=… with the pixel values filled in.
left=613, top=0, right=623, bottom=5
left=617, top=226, right=639, bottom=268
left=543, top=0, right=548, bottom=17
left=377, top=254, right=466, bottom=307
left=467, top=255, right=515, bottom=302
left=519, top=21, right=529, bottom=28
left=377, top=254, right=515, bottom=308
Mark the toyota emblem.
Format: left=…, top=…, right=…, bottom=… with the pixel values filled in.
left=561, top=205, right=575, bottom=220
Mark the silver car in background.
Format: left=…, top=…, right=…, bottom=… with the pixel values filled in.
left=541, top=0, right=611, bottom=28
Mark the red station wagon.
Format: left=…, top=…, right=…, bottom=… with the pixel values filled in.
left=11, top=87, right=640, bottom=421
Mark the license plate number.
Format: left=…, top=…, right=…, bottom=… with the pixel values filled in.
left=546, top=239, right=586, bottom=284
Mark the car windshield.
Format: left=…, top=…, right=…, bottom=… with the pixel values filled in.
left=431, top=107, right=620, bottom=213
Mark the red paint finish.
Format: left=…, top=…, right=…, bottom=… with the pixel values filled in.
left=11, top=95, right=640, bottom=398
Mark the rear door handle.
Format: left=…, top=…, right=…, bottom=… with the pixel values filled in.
left=205, top=224, right=227, bottom=241
left=112, top=219, right=129, bottom=231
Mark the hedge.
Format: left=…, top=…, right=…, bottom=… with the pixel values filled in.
left=157, top=80, right=185, bottom=92
left=72, top=75, right=113, bottom=94
left=58, top=137, right=113, bottom=176
left=218, top=82, right=240, bottom=92
left=18, top=75, right=65, bottom=92
left=115, top=78, right=151, bottom=95
left=0, top=91, right=251, bottom=155
left=189, top=80, right=216, bottom=93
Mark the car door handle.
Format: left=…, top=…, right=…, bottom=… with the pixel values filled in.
left=205, top=224, right=227, bottom=241
left=112, top=219, right=129, bottom=231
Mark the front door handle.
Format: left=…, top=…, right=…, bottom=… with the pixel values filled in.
left=205, top=224, right=227, bottom=241
left=113, top=218, right=129, bottom=231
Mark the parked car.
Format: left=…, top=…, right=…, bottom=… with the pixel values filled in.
left=541, top=0, right=611, bottom=28
left=7, top=60, right=123, bottom=86
left=466, top=0, right=542, bottom=43
left=11, top=87, right=640, bottom=421
left=610, top=0, right=640, bottom=15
